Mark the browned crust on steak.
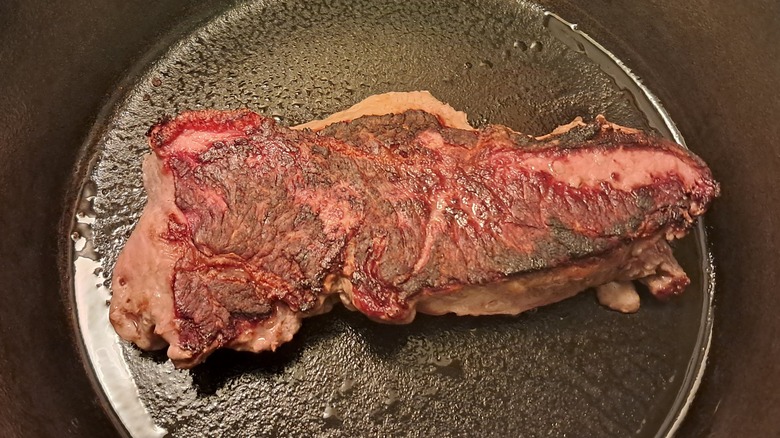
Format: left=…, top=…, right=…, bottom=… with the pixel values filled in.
left=110, top=93, right=718, bottom=368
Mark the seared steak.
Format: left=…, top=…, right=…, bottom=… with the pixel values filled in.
left=109, top=93, right=718, bottom=368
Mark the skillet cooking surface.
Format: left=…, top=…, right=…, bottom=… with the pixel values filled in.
left=71, top=0, right=714, bottom=436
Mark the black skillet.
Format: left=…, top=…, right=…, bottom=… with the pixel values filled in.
left=1, top=0, right=778, bottom=437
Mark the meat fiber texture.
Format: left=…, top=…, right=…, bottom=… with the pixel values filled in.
left=109, top=91, right=719, bottom=368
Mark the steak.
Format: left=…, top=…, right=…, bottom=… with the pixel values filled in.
left=109, top=92, right=719, bottom=368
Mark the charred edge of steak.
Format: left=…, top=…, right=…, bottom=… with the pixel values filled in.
left=171, top=254, right=323, bottom=353
left=173, top=265, right=274, bottom=353
left=529, top=117, right=716, bottom=180
left=147, top=109, right=270, bottom=157
left=414, top=236, right=689, bottom=319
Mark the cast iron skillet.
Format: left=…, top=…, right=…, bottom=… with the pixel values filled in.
left=0, top=0, right=778, bottom=437
left=73, top=0, right=717, bottom=436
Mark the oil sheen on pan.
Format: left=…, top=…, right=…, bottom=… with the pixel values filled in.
left=69, top=1, right=718, bottom=437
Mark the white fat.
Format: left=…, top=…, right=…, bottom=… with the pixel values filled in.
left=226, top=304, right=302, bottom=352
left=596, top=281, right=641, bottom=314
left=534, top=117, right=586, bottom=140
left=293, top=91, right=473, bottom=131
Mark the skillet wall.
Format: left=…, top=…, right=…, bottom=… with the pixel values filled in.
left=0, top=0, right=777, bottom=436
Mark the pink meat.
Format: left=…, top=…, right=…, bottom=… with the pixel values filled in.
left=109, top=92, right=718, bottom=368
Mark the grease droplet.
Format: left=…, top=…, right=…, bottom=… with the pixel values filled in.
left=431, top=356, right=453, bottom=367
left=383, top=388, right=400, bottom=407
left=322, top=404, right=341, bottom=420
left=338, top=378, right=355, bottom=395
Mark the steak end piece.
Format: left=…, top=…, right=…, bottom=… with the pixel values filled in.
left=109, top=92, right=719, bottom=368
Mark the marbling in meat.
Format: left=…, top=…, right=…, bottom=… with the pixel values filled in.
left=109, top=92, right=719, bottom=368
